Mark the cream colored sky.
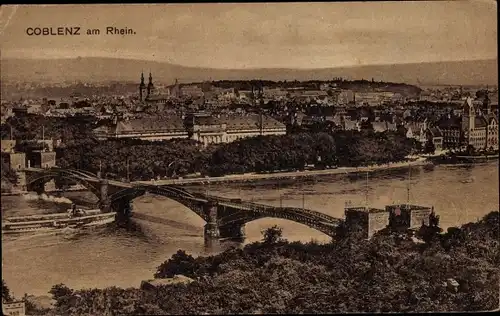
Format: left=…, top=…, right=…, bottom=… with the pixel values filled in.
left=0, top=1, right=497, bottom=69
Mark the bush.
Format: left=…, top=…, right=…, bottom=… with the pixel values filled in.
left=2, top=279, right=12, bottom=303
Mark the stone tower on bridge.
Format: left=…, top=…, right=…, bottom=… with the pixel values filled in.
left=1, top=139, right=57, bottom=193
left=1, top=140, right=27, bottom=191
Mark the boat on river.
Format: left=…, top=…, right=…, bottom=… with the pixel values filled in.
left=1, top=207, right=116, bottom=235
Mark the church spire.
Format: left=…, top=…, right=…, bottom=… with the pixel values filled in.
left=147, top=70, right=154, bottom=99
left=139, top=70, right=146, bottom=101
left=484, top=86, right=491, bottom=115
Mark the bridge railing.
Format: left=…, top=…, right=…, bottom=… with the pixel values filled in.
left=205, top=194, right=340, bottom=223
left=24, top=167, right=99, bottom=182
left=217, top=206, right=339, bottom=236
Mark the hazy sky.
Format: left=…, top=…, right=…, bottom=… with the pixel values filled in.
left=0, top=1, right=497, bottom=69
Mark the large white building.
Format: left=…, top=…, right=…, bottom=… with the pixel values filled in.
left=94, top=112, right=287, bottom=145
left=187, top=113, right=287, bottom=145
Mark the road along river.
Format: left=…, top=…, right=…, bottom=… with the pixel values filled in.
left=2, top=162, right=498, bottom=297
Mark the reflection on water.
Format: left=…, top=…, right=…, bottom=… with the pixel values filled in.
left=1, top=162, right=498, bottom=297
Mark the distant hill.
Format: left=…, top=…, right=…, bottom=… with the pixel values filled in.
left=1, top=57, right=497, bottom=86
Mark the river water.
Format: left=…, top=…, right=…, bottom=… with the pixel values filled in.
left=2, top=162, right=498, bottom=297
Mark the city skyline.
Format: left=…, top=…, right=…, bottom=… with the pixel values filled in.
left=1, top=1, right=497, bottom=69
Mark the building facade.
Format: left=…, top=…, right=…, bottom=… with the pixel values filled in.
left=96, top=112, right=287, bottom=145
left=186, top=113, right=287, bottom=145
left=461, top=97, right=490, bottom=150
left=437, top=114, right=462, bottom=150
left=344, top=206, right=389, bottom=239
left=486, top=113, right=499, bottom=150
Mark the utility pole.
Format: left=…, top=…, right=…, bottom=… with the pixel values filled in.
left=10, top=125, right=13, bottom=140
left=407, top=166, right=411, bottom=207
left=365, top=171, right=369, bottom=208
left=302, top=192, right=305, bottom=210
left=278, top=179, right=282, bottom=208
left=302, top=182, right=305, bottom=210
left=42, top=125, right=45, bottom=141
left=259, top=84, right=264, bottom=136
left=205, top=180, right=210, bottom=197
left=126, top=158, right=130, bottom=182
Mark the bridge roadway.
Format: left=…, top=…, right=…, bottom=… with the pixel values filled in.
left=201, top=194, right=338, bottom=226
left=21, top=167, right=342, bottom=236
left=23, top=167, right=134, bottom=188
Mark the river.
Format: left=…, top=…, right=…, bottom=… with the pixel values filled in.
left=1, top=162, right=498, bottom=297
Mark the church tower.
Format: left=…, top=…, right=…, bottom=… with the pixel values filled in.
left=462, top=97, right=475, bottom=137
left=484, top=87, right=491, bottom=115
left=147, top=72, right=155, bottom=99
left=139, top=72, right=146, bottom=101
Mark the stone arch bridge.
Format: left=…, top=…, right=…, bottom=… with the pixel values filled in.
left=21, top=167, right=343, bottom=245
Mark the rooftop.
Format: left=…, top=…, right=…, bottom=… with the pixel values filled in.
left=437, top=115, right=461, bottom=128
left=474, top=116, right=488, bottom=128
left=193, top=113, right=286, bottom=130
left=345, top=206, right=386, bottom=214
left=115, top=115, right=185, bottom=134
left=385, top=204, right=433, bottom=211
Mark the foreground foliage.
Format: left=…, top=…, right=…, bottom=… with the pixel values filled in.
left=6, top=212, right=498, bottom=315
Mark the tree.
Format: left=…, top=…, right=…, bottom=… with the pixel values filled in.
left=466, top=144, right=475, bottom=155
left=49, top=283, right=75, bottom=315
left=424, top=139, right=436, bottom=154
left=262, top=225, right=283, bottom=244
left=49, top=283, right=74, bottom=301
left=1, top=161, right=18, bottom=185
left=416, top=210, right=443, bottom=245
left=2, top=279, right=12, bottom=303
left=154, top=250, right=197, bottom=279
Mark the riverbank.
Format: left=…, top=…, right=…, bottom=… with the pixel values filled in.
left=0, top=158, right=433, bottom=196
left=1, top=155, right=494, bottom=196
left=428, top=154, right=499, bottom=165
left=133, top=158, right=432, bottom=186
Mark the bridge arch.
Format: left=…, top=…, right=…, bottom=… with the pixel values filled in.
left=217, top=207, right=341, bottom=237
left=25, top=172, right=101, bottom=198
left=59, top=168, right=98, bottom=179
left=108, top=185, right=209, bottom=222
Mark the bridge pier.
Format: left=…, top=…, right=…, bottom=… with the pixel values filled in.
left=204, top=223, right=220, bottom=249
left=219, top=223, right=246, bottom=243
left=26, top=179, right=48, bottom=195
left=203, top=201, right=220, bottom=250
left=15, top=171, right=27, bottom=192
left=99, top=179, right=111, bottom=213
left=113, top=199, right=133, bottom=221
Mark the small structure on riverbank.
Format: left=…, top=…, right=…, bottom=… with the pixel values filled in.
left=344, top=203, right=436, bottom=239
left=386, top=204, right=434, bottom=231
left=2, top=300, right=26, bottom=316
left=344, top=205, right=389, bottom=239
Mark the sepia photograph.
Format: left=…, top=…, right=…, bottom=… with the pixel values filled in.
left=1, top=1, right=498, bottom=315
